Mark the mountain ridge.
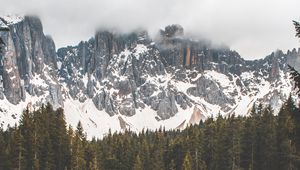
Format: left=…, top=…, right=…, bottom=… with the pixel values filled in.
left=0, top=15, right=298, bottom=138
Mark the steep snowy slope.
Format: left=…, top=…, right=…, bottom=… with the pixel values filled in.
left=0, top=16, right=298, bottom=139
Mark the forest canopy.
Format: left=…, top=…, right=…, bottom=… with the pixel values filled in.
left=0, top=98, right=300, bottom=170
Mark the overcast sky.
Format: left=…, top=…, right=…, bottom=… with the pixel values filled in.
left=0, top=0, right=300, bottom=59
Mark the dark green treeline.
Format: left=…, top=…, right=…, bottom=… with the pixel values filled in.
left=0, top=96, right=300, bottom=170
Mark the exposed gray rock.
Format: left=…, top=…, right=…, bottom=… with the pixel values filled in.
left=104, top=93, right=116, bottom=116
left=93, top=91, right=106, bottom=110
left=0, top=16, right=58, bottom=106
left=119, top=98, right=136, bottom=116
left=157, top=91, right=178, bottom=119
left=188, top=75, right=235, bottom=110
left=160, top=24, right=184, bottom=38
left=0, top=17, right=296, bottom=124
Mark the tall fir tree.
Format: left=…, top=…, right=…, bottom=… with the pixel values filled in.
left=293, top=20, right=300, bottom=38
left=71, top=121, right=86, bottom=170
left=241, top=116, right=256, bottom=170
left=182, top=151, right=192, bottom=170
left=276, top=98, right=295, bottom=170
left=133, top=154, right=143, bottom=170
left=19, top=107, right=35, bottom=170
left=256, top=107, right=277, bottom=170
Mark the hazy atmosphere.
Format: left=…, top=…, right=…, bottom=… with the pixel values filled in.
left=1, top=0, right=300, bottom=59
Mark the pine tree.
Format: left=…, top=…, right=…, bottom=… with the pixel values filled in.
left=36, top=105, right=55, bottom=170
left=287, top=96, right=300, bottom=167
left=288, top=65, right=300, bottom=95
left=9, top=126, right=23, bottom=170
left=140, top=138, right=151, bottom=170
left=71, top=121, right=86, bottom=170
left=214, top=115, right=230, bottom=169
left=133, top=154, right=143, bottom=170
left=202, top=117, right=216, bottom=170
left=294, top=103, right=300, bottom=167
left=115, top=133, right=135, bottom=169
left=84, top=143, right=98, bottom=170
left=67, top=125, right=74, bottom=170
left=241, top=116, right=256, bottom=170
left=0, top=127, right=8, bottom=169
left=186, top=125, right=206, bottom=170
left=19, top=107, right=35, bottom=170
left=182, top=151, right=192, bottom=170
left=276, top=99, right=294, bottom=170
left=293, top=20, right=300, bottom=38
left=150, top=131, right=165, bottom=170
left=52, top=107, right=69, bottom=170
left=228, top=115, right=242, bottom=170
left=256, top=107, right=277, bottom=170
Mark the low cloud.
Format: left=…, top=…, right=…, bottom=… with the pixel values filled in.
left=0, top=0, right=300, bottom=59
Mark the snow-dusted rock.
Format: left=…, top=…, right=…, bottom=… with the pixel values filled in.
left=0, top=16, right=298, bottom=139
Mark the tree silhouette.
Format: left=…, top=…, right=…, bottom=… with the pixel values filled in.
left=289, top=20, right=300, bottom=95
left=288, top=65, right=300, bottom=94
left=293, top=20, right=300, bottom=38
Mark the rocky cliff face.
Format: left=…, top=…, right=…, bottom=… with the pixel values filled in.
left=0, top=16, right=61, bottom=107
left=0, top=16, right=298, bottom=138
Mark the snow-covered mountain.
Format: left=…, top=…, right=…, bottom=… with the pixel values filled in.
left=0, top=16, right=299, bottom=138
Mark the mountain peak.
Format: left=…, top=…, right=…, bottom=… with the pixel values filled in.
left=160, top=24, right=184, bottom=38
left=0, top=14, right=24, bottom=25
